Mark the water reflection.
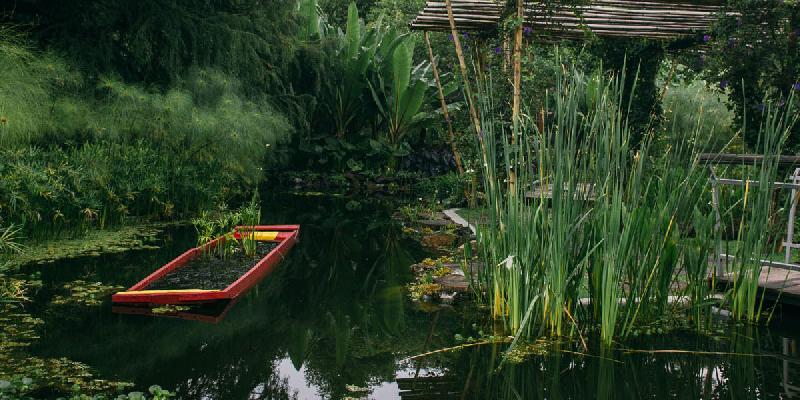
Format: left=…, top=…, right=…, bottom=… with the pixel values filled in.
left=444, top=330, right=800, bottom=399
left=28, top=194, right=467, bottom=399
left=21, top=193, right=800, bottom=399
left=111, top=300, right=238, bottom=323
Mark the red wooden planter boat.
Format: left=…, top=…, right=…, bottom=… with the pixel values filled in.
left=112, top=225, right=299, bottom=305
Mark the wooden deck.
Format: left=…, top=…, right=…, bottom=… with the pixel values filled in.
left=715, top=267, right=800, bottom=306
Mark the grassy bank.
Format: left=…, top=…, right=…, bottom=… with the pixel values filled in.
left=0, top=32, right=290, bottom=242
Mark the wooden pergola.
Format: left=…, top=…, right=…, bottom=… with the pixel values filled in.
left=410, top=0, right=730, bottom=189
left=410, top=0, right=726, bottom=39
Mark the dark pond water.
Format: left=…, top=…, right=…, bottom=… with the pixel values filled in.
left=20, top=193, right=800, bottom=399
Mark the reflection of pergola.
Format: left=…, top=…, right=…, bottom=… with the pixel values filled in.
left=410, top=0, right=726, bottom=39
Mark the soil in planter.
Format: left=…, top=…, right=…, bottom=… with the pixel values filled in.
left=145, top=242, right=279, bottom=291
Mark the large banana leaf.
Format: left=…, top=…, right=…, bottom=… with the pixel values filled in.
left=390, top=40, right=413, bottom=101
left=297, top=0, right=320, bottom=40
left=369, top=35, right=433, bottom=147
left=345, top=2, right=360, bottom=61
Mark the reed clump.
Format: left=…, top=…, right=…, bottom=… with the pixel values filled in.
left=192, top=198, right=263, bottom=260
left=475, top=62, right=796, bottom=347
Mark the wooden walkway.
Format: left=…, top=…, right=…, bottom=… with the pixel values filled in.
left=715, top=267, right=800, bottom=306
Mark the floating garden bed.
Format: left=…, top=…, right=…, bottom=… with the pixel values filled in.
left=112, top=226, right=299, bottom=304
left=146, top=241, right=278, bottom=291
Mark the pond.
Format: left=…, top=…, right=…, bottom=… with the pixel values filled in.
left=17, top=193, right=800, bottom=399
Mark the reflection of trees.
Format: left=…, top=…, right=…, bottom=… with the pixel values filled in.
left=31, top=194, right=465, bottom=399
left=267, top=194, right=459, bottom=399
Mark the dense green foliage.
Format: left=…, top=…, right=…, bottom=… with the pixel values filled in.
left=587, top=38, right=665, bottom=148
left=704, top=0, right=800, bottom=149
left=286, top=2, right=445, bottom=171
left=3, top=0, right=299, bottom=90
left=660, top=72, right=738, bottom=153
left=0, top=33, right=290, bottom=236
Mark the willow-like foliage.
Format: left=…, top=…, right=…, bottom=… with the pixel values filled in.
left=2, top=0, right=299, bottom=92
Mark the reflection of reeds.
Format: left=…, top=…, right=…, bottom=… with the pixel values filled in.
left=455, top=327, right=791, bottom=399
left=475, top=59, right=797, bottom=347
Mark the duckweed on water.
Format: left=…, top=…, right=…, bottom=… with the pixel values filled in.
left=4, top=224, right=167, bottom=269
left=0, top=304, right=132, bottom=397
left=0, top=381, right=173, bottom=400
left=50, top=281, right=125, bottom=307
left=150, top=305, right=191, bottom=315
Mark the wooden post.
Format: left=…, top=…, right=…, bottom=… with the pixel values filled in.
left=444, top=0, right=482, bottom=138
left=509, top=0, right=525, bottom=192
left=784, top=168, right=800, bottom=264
left=424, top=31, right=464, bottom=176
left=444, top=0, right=494, bottom=200
left=709, top=167, right=723, bottom=276
left=512, top=1, right=524, bottom=139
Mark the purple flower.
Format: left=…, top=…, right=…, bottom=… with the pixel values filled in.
left=702, top=34, right=711, bottom=42
left=523, top=26, right=533, bottom=36
left=462, top=32, right=469, bottom=39
left=494, top=46, right=502, bottom=54
left=719, top=80, right=729, bottom=90
left=792, top=82, right=800, bottom=91
left=448, top=34, right=453, bottom=41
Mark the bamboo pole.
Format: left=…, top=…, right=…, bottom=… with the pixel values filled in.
left=509, top=0, right=525, bottom=192
left=425, top=31, right=465, bottom=176
left=445, top=0, right=494, bottom=202
left=444, top=0, right=482, bottom=137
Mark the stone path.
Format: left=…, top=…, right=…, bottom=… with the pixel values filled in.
left=442, top=208, right=475, bottom=235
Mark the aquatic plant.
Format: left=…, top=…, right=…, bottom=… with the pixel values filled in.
left=0, top=224, right=26, bottom=303
left=723, top=97, right=796, bottom=322
left=191, top=200, right=264, bottom=260
left=474, top=59, right=796, bottom=347
left=51, top=280, right=125, bottom=307
left=239, top=197, right=262, bottom=258
left=0, top=225, right=24, bottom=256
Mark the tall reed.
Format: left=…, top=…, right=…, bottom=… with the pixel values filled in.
left=474, top=61, right=793, bottom=347
left=724, top=97, right=796, bottom=322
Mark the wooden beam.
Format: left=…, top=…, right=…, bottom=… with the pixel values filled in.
left=698, top=153, right=800, bottom=166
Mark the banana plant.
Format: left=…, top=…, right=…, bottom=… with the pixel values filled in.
left=296, top=0, right=325, bottom=40
left=326, top=2, right=385, bottom=139
left=368, top=35, right=434, bottom=164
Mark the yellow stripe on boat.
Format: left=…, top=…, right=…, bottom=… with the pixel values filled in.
left=116, top=289, right=222, bottom=295
left=243, top=231, right=279, bottom=241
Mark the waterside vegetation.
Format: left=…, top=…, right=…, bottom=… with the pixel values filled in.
left=1, top=0, right=800, bottom=397
left=476, top=65, right=797, bottom=347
